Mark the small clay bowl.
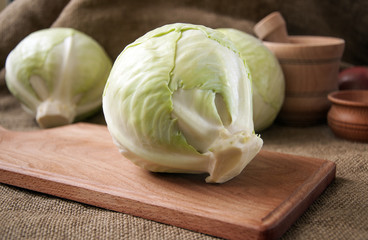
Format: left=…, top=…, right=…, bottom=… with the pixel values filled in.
left=327, top=90, right=368, bottom=142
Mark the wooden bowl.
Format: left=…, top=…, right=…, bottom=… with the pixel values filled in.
left=263, top=36, right=345, bottom=126
left=327, top=90, right=368, bottom=142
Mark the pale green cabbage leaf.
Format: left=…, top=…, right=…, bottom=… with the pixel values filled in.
left=218, top=28, right=285, bottom=131
left=103, top=23, right=263, bottom=183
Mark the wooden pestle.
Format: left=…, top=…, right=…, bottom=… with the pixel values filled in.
left=254, top=11, right=290, bottom=43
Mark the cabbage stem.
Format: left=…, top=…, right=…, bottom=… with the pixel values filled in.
left=36, top=100, right=76, bottom=128
left=205, top=132, right=262, bottom=183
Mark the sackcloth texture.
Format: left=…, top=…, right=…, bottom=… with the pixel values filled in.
left=0, top=0, right=368, bottom=239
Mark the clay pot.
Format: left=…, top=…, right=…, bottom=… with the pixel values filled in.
left=263, top=36, right=345, bottom=126
left=327, top=90, right=368, bottom=142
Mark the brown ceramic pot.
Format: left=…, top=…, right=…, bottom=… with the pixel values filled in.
left=327, top=90, right=368, bottom=142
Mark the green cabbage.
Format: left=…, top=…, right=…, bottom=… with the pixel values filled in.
left=218, top=28, right=285, bottom=131
left=5, top=28, right=112, bottom=128
left=103, top=23, right=263, bottom=183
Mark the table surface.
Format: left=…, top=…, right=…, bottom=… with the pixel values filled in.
left=1, top=85, right=367, bottom=240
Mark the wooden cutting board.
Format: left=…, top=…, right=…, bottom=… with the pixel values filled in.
left=0, top=123, right=335, bottom=240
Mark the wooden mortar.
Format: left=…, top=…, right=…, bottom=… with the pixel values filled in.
left=254, top=12, right=345, bottom=126
left=264, top=36, right=345, bottom=125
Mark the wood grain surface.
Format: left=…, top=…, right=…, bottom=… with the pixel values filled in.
left=0, top=123, right=336, bottom=240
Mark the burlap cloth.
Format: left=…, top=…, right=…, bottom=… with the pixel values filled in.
left=1, top=0, right=368, bottom=239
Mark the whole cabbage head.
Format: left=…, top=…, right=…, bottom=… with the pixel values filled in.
left=103, top=23, right=263, bottom=183
left=218, top=28, right=285, bottom=131
left=5, top=28, right=112, bottom=128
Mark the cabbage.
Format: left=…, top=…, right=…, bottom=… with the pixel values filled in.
left=218, top=28, right=285, bottom=131
left=5, top=28, right=112, bottom=128
left=103, top=23, right=263, bottom=183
